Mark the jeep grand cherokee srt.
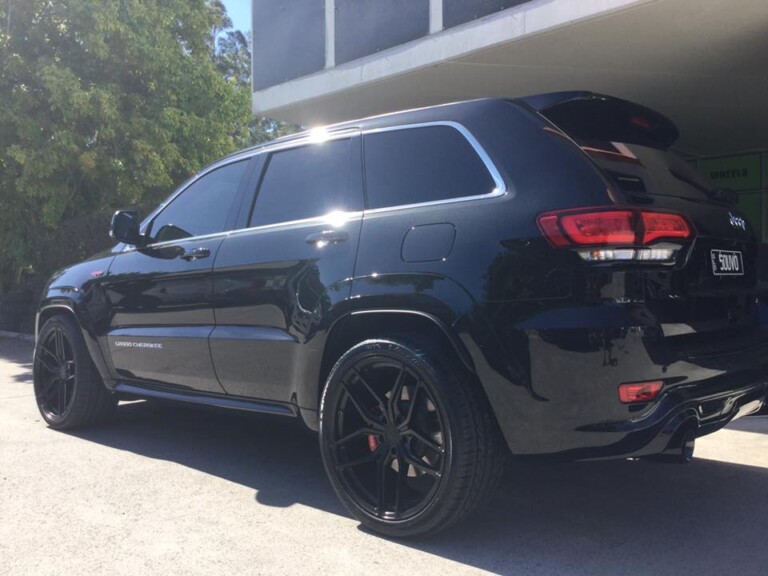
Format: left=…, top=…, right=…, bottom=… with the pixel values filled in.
left=34, top=92, right=768, bottom=537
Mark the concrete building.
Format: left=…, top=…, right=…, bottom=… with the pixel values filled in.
left=251, top=0, right=768, bottom=238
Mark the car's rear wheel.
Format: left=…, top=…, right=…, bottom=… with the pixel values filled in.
left=319, top=339, right=506, bottom=537
left=34, top=315, right=116, bottom=429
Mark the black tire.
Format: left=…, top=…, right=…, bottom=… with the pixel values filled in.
left=33, top=314, right=116, bottom=430
left=319, top=338, right=507, bottom=538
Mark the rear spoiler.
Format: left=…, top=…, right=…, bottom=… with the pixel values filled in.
left=517, top=91, right=679, bottom=150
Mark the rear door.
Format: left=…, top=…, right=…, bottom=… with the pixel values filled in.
left=211, top=133, right=363, bottom=402
left=104, top=158, right=254, bottom=392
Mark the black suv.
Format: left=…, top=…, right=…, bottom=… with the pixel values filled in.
left=34, top=92, right=767, bottom=537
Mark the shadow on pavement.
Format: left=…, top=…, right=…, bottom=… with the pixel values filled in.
left=4, top=336, right=767, bottom=574
left=727, top=413, right=768, bottom=434
left=72, top=401, right=345, bottom=516
left=412, top=455, right=768, bottom=575
left=71, top=400, right=768, bottom=576
left=0, top=337, right=33, bottom=384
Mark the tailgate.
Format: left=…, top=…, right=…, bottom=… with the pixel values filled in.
left=534, top=93, right=760, bottom=336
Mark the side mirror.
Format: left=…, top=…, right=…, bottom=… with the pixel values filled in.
left=110, top=210, right=141, bottom=245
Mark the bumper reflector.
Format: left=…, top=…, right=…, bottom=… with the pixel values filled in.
left=618, top=380, right=663, bottom=404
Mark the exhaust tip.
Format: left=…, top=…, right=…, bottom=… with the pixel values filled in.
left=647, top=420, right=698, bottom=464
left=679, top=427, right=696, bottom=463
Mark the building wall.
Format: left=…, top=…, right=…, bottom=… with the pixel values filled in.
left=252, top=0, right=535, bottom=92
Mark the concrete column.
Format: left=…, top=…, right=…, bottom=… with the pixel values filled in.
left=429, top=0, right=443, bottom=33
left=325, top=0, right=335, bottom=68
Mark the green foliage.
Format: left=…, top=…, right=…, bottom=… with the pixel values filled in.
left=0, top=0, right=291, bottom=289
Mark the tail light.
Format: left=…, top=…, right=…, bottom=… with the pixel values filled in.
left=537, top=208, right=692, bottom=262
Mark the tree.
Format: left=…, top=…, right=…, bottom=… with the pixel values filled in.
left=0, top=0, right=256, bottom=288
left=213, top=27, right=298, bottom=146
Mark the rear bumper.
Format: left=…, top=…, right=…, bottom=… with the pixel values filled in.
left=472, top=310, right=768, bottom=459
left=562, top=375, right=766, bottom=460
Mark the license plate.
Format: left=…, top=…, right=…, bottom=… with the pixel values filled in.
left=710, top=249, right=744, bottom=276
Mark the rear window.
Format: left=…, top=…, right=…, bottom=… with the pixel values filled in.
left=579, top=140, right=716, bottom=202
left=363, top=125, right=497, bottom=209
left=539, top=95, right=720, bottom=203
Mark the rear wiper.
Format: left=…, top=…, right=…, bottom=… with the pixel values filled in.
left=710, top=187, right=737, bottom=205
left=669, top=169, right=736, bottom=205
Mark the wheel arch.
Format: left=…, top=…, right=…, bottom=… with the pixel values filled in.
left=297, top=309, right=476, bottom=430
left=36, top=301, right=78, bottom=339
left=36, top=299, right=113, bottom=386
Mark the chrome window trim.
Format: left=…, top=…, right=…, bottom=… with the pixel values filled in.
left=120, top=230, right=232, bottom=253
left=135, top=121, right=507, bottom=248
left=361, top=121, right=508, bottom=215
left=228, top=211, right=364, bottom=238
left=140, top=129, right=361, bottom=236
left=126, top=211, right=366, bottom=251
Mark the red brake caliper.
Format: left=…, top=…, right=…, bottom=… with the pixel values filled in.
left=367, top=434, right=379, bottom=452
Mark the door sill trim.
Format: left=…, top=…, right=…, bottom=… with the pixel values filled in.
left=113, top=381, right=297, bottom=417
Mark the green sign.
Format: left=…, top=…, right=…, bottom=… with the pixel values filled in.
left=736, top=192, right=762, bottom=238
left=699, top=153, right=762, bottom=191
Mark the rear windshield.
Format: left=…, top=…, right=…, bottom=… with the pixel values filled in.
left=578, top=140, right=715, bottom=202
left=538, top=96, right=720, bottom=203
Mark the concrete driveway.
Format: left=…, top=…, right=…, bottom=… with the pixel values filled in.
left=1, top=336, right=767, bottom=576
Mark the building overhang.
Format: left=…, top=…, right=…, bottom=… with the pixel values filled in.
left=252, top=0, right=768, bottom=156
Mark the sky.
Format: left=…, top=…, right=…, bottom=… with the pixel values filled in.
left=221, top=0, right=251, bottom=32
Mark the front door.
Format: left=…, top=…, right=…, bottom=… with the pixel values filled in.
left=103, top=158, right=253, bottom=392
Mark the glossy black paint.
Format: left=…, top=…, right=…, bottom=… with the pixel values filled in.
left=37, top=94, right=768, bottom=459
left=102, top=237, right=226, bottom=392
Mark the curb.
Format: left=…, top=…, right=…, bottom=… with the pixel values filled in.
left=0, top=330, right=35, bottom=343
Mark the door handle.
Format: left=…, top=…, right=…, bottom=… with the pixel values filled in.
left=181, top=247, right=211, bottom=261
left=305, top=230, right=349, bottom=246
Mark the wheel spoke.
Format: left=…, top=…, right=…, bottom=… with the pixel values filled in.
left=387, top=364, right=406, bottom=422
left=394, top=452, right=406, bottom=515
left=39, top=372, right=61, bottom=398
left=402, top=382, right=422, bottom=427
left=39, top=345, right=60, bottom=370
left=402, top=451, right=441, bottom=478
left=352, top=368, right=387, bottom=421
left=336, top=451, right=377, bottom=471
left=54, top=328, right=66, bottom=363
left=376, top=453, right=392, bottom=513
left=341, top=381, right=382, bottom=427
left=403, top=429, right=444, bottom=454
left=57, top=377, right=67, bottom=415
left=36, top=352, right=58, bottom=374
left=333, top=427, right=378, bottom=448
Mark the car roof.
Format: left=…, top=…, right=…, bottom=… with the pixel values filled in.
left=227, top=97, right=509, bottom=159
left=223, top=91, right=674, bottom=160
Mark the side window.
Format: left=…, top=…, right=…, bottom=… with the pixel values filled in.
left=364, top=125, right=497, bottom=209
left=249, top=138, right=351, bottom=227
left=150, top=160, right=249, bottom=243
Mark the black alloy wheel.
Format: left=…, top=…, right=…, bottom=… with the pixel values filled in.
left=34, top=315, right=116, bottom=429
left=328, top=355, right=447, bottom=521
left=320, top=339, right=507, bottom=538
left=35, top=325, right=77, bottom=421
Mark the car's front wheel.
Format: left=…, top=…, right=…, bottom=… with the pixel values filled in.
left=33, top=314, right=116, bottom=429
left=319, top=338, right=507, bottom=537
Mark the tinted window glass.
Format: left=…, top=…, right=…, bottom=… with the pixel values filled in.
left=150, top=160, right=248, bottom=243
left=250, top=139, right=351, bottom=227
left=581, top=141, right=715, bottom=202
left=364, top=126, right=496, bottom=209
